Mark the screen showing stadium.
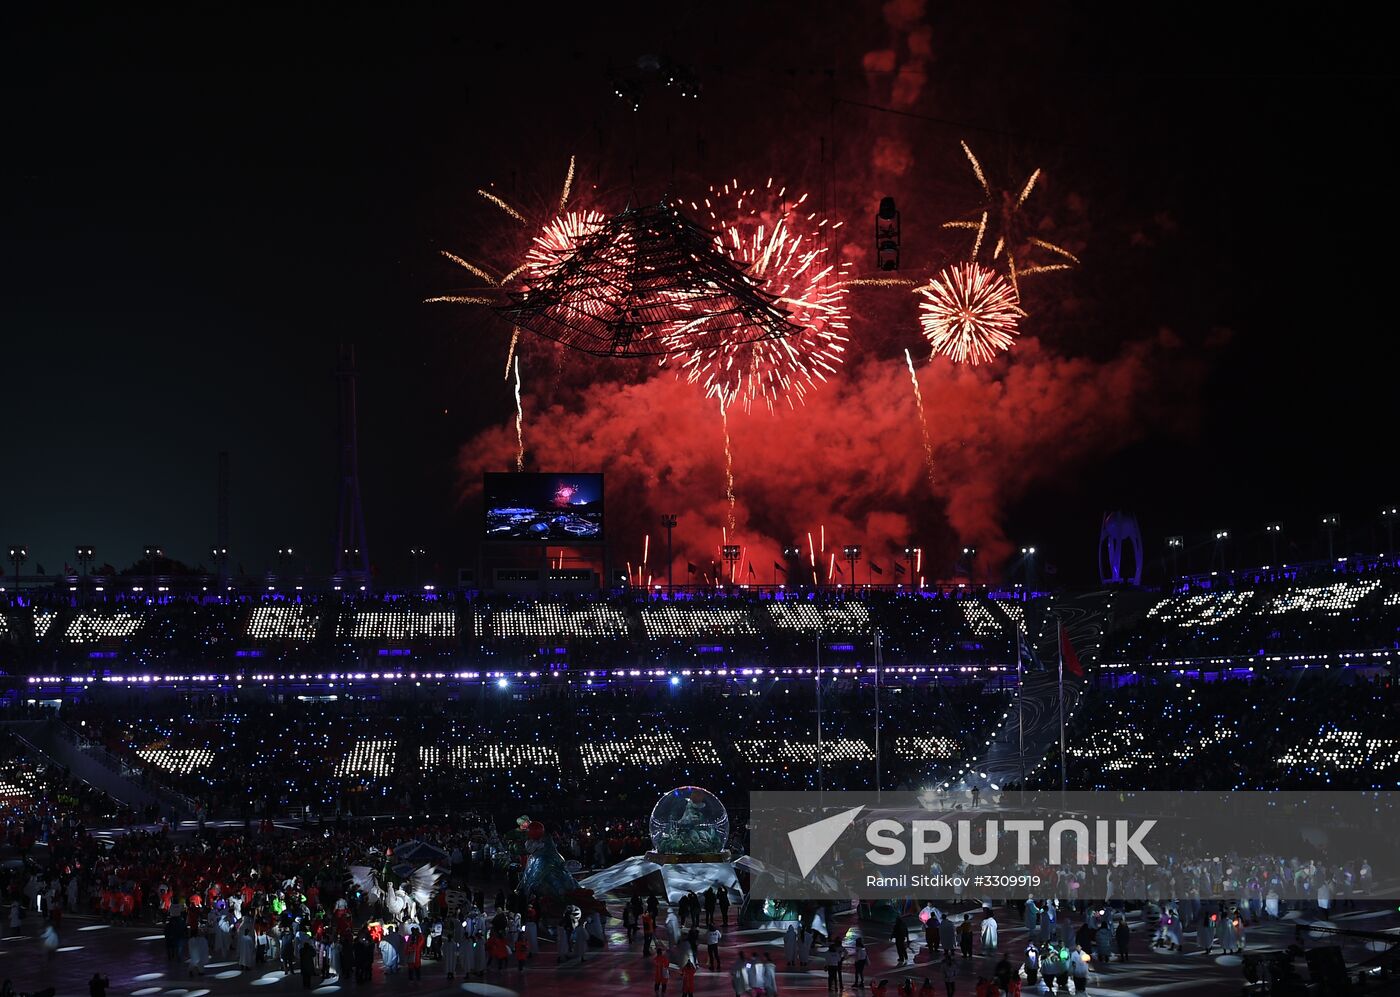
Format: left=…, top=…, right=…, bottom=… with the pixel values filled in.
left=484, top=472, right=604, bottom=541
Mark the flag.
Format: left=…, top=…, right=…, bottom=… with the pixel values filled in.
left=687, top=562, right=697, bottom=575
left=1018, top=633, right=1046, bottom=671
left=869, top=562, right=883, bottom=576
left=1059, top=627, right=1084, bottom=677
left=893, top=562, right=906, bottom=576
left=774, top=561, right=786, bottom=575
left=834, top=561, right=844, bottom=575
left=747, top=562, right=756, bottom=578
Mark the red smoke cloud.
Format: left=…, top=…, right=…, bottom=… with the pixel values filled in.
left=457, top=327, right=1188, bottom=583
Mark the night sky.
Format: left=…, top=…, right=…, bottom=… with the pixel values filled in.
left=3, top=4, right=1394, bottom=586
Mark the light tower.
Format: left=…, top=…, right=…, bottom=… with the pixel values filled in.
left=6, top=545, right=27, bottom=592
left=661, top=514, right=678, bottom=592
left=334, top=344, right=371, bottom=588
left=1264, top=522, right=1283, bottom=566
left=843, top=544, right=861, bottom=589
left=1321, top=514, right=1340, bottom=562
left=721, top=544, right=741, bottom=585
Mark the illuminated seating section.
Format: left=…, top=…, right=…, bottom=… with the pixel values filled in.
left=1046, top=675, right=1400, bottom=790
left=34, top=609, right=58, bottom=638
left=958, top=600, right=1003, bottom=637
left=487, top=603, right=630, bottom=639
left=1145, top=590, right=1253, bottom=628
left=420, top=743, right=557, bottom=770
left=246, top=604, right=319, bottom=641
left=640, top=604, right=759, bottom=637
left=337, top=609, right=456, bottom=640
left=765, top=601, right=871, bottom=635
left=894, top=734, right=961, bottom=760
left=5, top=572, right=1398, bottom=671
left=1276, top=729, right=1400, bottom=776
left=579, top=733, right=720, bottom=774
left=63, top=610, right=147, bottom=643
left=0, top=757, right=42, bottom=801
left=1263, top=580, right=1380, bottom=616
left=136, top=747, right=215, bottom=775
left=736, top=737, right=875, bottom=765
left=993, top=600, right=1026, bottom=634
left=334, top=739, right=398, bottom=778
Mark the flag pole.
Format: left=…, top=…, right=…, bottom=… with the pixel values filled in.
left=1016, top=620, right=1025, bottom=807
left=816, top=629, right=824, bottom=806
left=874, top=628, right=883, bottom=803
left=1057, top=618, right=1067, bottom=809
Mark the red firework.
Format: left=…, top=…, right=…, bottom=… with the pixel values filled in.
left=522, top=209, right=608, bottom=286
left=917, top=262, right=1022, bottom=365
left=664, top=180, right=851, bottom=413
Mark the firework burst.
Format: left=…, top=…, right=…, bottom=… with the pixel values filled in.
left=664, top=179, right=851, bottom=413
left=917, top=262, right=1023, bottom=365
left=943, top=141, right=1080, bottom=297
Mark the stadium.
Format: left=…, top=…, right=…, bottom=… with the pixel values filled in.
left=5, top=4, right=1400, bottom=997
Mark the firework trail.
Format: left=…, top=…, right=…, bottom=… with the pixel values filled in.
left=477, top=188, right=527, bottom=224
left=559, top=155, right=575, bottom=212
left=848, top=277, right=917, bottom=288
left=512, top=355, right=525, bottom=472
left=423, top=294, right=495, bottom=305
left=504, top=327, right=520, bottom=381
left=720, top=401, right=736, bottom=531
left=665, top=180, right=851, bottom=414
left=944, top=142, right=1079, bottom=300
left=904, top=348, right=937, bottom=487
left=917, top=262, right=1022, bottom=365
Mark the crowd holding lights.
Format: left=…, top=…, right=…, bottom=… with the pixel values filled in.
left=737, top=736, right=876, bottom=766
left=993, top=598, right=1028, bottom=634
left=1145, top=590, right=1252, bottom=628
left=245, top=604, right=319, bottom=641
left=1040, top=673, right=1400, bottom=791
left=579, top=733, right=720, bottom=775
left=420, top=742, right=558, bottom=771
left=62, top=609, right=147, bottom=643
left=336, top=608, right=456, bottom=640
left=1276, top=730, right=1400, bottom=775
left=894, top=733, right=962, bottom=760
left=958, top=599, right=1003, bottom=637
left=765, top=600, right=870, bottom=634
left=135, top=746, right=215, bottom=775
left=1263, top=579, right=1381, bottom=616
left=639, top=603, right=759, bottom=637
left=334, top=739, right=398, bottom=778
left=487, top=602, right=630, bottom=638
left=34, top=608, right=57, bottom=638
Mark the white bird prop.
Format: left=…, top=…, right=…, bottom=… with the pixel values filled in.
left=348, top=863, right=441, bottom=921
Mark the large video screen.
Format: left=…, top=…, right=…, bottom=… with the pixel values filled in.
left=484, top=472, right=604, bottom=542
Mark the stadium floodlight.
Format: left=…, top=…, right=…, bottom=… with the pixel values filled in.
left=721, top=544, right=741, bottom=584
left=1165, top=536, right=1184, bottom=549
left=1384, top=507, right=1398, bottom=555
left=843, top=545, right=862, bottom=588
left=1321, top=514, right=1340, bottom=561
left=7, top=545, right=28, bottom=591
left=75, top=545, right=95, bottom=575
